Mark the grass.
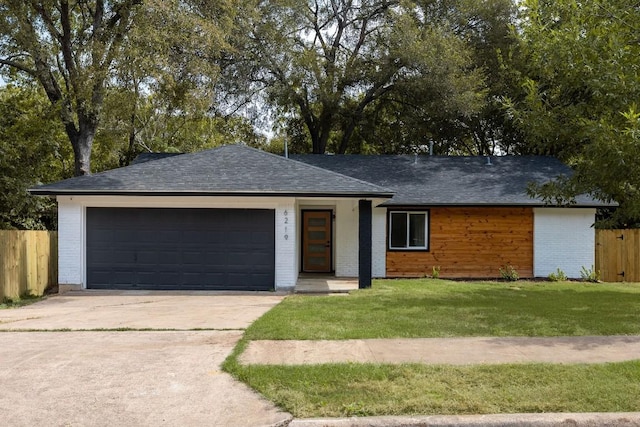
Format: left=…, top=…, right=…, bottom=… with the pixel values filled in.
left=223, top=279, right=640, bottom=417
left=226, top=359, right=640, bottom=417
left=0, top=294, right=44, bottom=309
left=244, top=279, right=640, bottom=339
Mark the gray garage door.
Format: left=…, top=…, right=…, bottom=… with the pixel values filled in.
left=86, top=208, right=275, bottom=291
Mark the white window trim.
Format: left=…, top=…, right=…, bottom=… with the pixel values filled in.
left=388, top=210, right=429, bottom=250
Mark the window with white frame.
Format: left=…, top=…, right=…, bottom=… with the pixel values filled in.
left=388, top=211, right=429, bottom=250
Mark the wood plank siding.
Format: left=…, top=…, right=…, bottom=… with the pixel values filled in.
left=386, top=207, right=534, bottom=278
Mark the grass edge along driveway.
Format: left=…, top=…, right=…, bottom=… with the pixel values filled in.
left=224, top=279, right=640, bottom=417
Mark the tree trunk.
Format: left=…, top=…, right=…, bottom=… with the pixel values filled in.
left=309, top=126, right=322, bottom=154
left=67, top=117, right=97, bottom=176
left=123, top=112, right=137, bottom=166
left=311, top=110, right=333, bottom=154
left=310, top=121, right=331, bottom=154
left=339, top=119, right=358, bottom=154
left=315, top=127, right=331, bottom=154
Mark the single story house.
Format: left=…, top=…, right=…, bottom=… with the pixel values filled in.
left=30, top=144, right=609, bottom=292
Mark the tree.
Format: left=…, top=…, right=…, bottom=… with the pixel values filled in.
left=96, top=90, right=267, bottom=169
left=0, top=1, right=143, bottom=175
left=219, top=0, right=486, bottom=154
left=428, top=0, right=522, bottom=155
left=0, top=84, right=71, bottom=229
left=506, top=0, right=640, bottom=226
left=352, top=0, right=522, bottom=156
left=95, top=0, right=233, bottom=166
left=0, top=1, right=231, bottom=175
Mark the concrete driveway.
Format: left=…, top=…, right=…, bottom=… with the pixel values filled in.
left=0, top=291, right=284, bottom=330
left=0, top=291, right=290, bottom=427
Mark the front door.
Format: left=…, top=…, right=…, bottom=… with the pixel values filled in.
left=302, top=210, right=332, bottom=272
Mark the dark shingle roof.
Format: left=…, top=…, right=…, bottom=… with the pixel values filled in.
left=291, top=154, right=609, bottom=207
left=130, top=152, right=183, bottom=165
left=30, top=145, right=393, bottom=198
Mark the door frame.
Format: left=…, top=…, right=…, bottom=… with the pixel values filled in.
left=300, top=209, right=334, bottom=273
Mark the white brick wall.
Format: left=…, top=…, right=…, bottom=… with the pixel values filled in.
left=57, top=199, right=84, bottom=286
left=275, top=202, right=297, bottom=289
left=372, top=208, right=386, bottom=277
left=335, top=199, right=359, bottom=277
left=534, top=208, right=596, bottom=278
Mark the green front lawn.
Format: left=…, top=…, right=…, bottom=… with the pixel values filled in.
left=228, top=360, right=640, bottom=417
left=224, top=279, right=640, bottom=417
left=245, top=279, right=640, bottom=340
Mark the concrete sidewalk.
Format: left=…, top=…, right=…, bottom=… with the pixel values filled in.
left=240, top=335, right=640, bottom=365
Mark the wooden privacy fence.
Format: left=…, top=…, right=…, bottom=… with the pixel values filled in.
left=0, top=230, right=57, bottom=300
left=595, top=229, right=640, bottom=282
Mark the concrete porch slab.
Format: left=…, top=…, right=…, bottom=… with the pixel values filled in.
left=295, top=276, right=359, bottom=294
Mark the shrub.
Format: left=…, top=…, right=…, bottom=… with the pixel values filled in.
left=580, top=265, right=601, bottom=283
left=548, top=268, right=568, bottom=282
left=499, top=265, right=519, bottom=281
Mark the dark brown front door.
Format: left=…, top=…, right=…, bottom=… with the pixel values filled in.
left=302, top=210, right=332, bottom=272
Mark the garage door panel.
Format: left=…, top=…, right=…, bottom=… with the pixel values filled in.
left=112, top=271, right=135, bottom=285
left=111, top=251, right=136, bottom=264
left=251, top=252, right=273, bottom=266
left=183, top=252, right=206, bottom=264
left=181, top=231, right=207, bottom=243
left=155, top=273, right=181, bottom=286
left=205, top=256, right=228, bottom=267
left=251, top=231, right=273, bottom=243
left=157, top=251, right=178, bottom=264
left=227, top=273, right=269, bottom=287
left=138, top=273, right=157, bottom=285
left=203, top=272, right=225, bottom=285
left=87, top=208, right=275, bottom=291
left=91, top=230, right=113, bottom=243
left=137, top=252, right=159, bottom=264
left=91, top=271, right=113, bottom=284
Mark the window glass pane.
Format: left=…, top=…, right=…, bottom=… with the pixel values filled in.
left=390, top=213, right=407, bottom=248
left=409, top=213, right=426, bottom=247
left=307, top=244, right=326, bottom=253
left=308, top=231, right=326, bottom=240
left=308, top=257, right=326, bottom=266
left=308, top=218, right=326, bottom=226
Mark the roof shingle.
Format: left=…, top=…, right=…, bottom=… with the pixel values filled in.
left=30, top=145, right=393, bottom=198
left=291, top=154, right=608, bottom=207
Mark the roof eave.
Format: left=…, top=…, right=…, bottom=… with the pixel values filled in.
left=380, top=201, right=615, bottom=208
left=29, top=189, right=395, bottom=199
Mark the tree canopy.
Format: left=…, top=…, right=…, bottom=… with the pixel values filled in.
left=506, top=0, right=640, bottom=226
left=0, top=84, right=70, bottom=229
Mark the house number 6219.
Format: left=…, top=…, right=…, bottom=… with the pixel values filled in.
left=283, top=210, right=288, bottom=240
